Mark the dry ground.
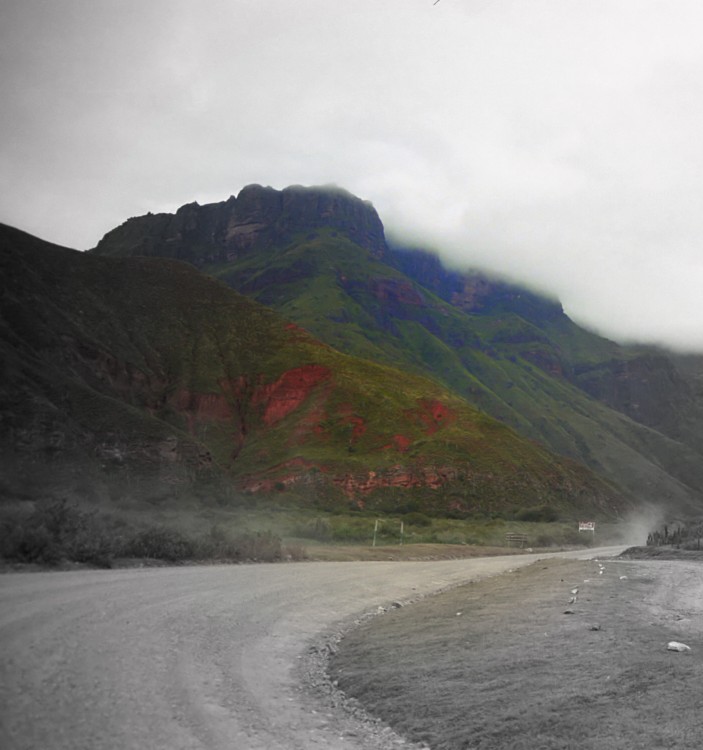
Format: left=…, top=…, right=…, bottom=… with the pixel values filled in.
left=329, top=556, right=703, bottom=750
left=301, top=543, right=537, bottom=562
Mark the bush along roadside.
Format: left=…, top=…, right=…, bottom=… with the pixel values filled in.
left=0, top=500, right=306, bottom=568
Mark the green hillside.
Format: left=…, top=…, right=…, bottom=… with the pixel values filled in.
left=92, top=185, right=703, bottom=515
left=1, top=223, right=626, bottom=518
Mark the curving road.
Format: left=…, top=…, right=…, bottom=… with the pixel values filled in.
left=0, top=547, right=626, bottom=750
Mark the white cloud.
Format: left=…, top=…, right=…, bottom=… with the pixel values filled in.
left=2, top=0, right=703, bottom=350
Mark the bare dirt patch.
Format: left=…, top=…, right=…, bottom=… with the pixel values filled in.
left=302, top=543, right=537, bottom=562
left=329, top=557, right=703, bottom=749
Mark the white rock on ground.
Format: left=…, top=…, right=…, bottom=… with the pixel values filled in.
left=667, top=641, right=692, bottom=652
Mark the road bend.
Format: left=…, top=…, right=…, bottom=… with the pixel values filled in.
left=0, top=547, right=625, bottom=750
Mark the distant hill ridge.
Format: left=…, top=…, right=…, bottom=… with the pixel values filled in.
left=92, top=184, right=703, bottom=515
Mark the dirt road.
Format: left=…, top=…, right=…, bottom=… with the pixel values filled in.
left=0, top=548, right=624, bottom=750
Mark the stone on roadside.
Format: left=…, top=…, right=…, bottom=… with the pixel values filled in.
left=667, top=641, right=691, bottom=652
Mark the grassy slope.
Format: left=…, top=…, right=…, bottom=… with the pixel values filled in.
left=1, top=224, right=626, bottom=517
left=202, top=230, right=703, bottom=512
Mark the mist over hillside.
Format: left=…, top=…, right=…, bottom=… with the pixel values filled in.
left=91, top=184, right=703, bottom=517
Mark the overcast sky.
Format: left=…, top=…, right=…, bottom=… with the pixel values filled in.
left=2, top=1, right=703, bottom=351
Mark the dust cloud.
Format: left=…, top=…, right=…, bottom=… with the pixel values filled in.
left=615, top=506, right=668, bottom=547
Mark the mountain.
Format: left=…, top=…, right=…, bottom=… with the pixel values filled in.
left=0, top=223, right=626, bottom=518
left=93, top=184, right=703, bottom=516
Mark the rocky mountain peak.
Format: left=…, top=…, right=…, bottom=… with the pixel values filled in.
left=93, top=184, right=387, bottom=264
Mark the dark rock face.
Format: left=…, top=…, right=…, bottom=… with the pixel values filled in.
left=387, top=245, right=565, bottom=323
left=575, top=353, right=696, bottom=439
left=93, top=184, right=387, bottom=263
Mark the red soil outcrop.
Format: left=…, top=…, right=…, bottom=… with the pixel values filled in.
left=170, top=367, right=333, bottom=434
left=411, top=399, right=456, bottom=434
left=237, top=457, right=325, bottom=492
left=252, top=365, right=332, bottom=425
left=382, top=435, right=412, bottom=452
left=333, top=465, right=459, bottom=496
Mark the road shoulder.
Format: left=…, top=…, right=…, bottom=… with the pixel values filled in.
left=327, top=556, right=703, bottom=749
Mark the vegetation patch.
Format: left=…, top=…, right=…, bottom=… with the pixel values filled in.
left=0, top=224, right=634, bottom=518
left=0, top=500, right=303, bottom=568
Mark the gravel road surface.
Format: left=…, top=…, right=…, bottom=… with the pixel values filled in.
left=0, top=547, right=625, bottom=750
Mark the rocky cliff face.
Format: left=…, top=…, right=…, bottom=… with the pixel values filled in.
left=387, top=246, right=565, bottom=323
left=93, top=184, right=387, bottom=264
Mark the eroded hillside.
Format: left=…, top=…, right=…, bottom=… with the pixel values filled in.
left=1, top=223, right=626, bottom=517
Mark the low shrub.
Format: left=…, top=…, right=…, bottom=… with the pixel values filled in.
left=0, top=501, right=299, bottom=567
left=4, top=522, right=62, bottom=565
left=0, top=500, right=115, bottom=567
left=516, top=505, right=559, bottom=523
left=125, top=526, right=196, bottom=562
left=331, top=519, right=374, bottom=543
left=535, top=533, right=556, bottom=547
left=434, top=530, right=467, bottom=545
left=293, top=517, right=333, bottom=541
left=283, top=543, right=307, bottom=561
left=198, top=526, right=285, bottom=562
left=403, top=512, right=432, bottom=527
left=228, top=531, right=283, bottom=561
